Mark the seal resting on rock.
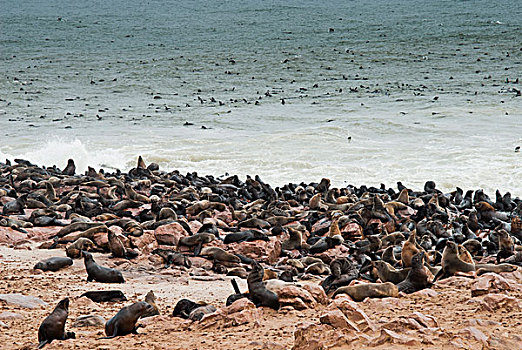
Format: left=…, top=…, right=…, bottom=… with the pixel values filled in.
left=38, top=297, right=75, bottom=348
left=100, top=301, right=154, bottom=339
left=397, top=251, right=431, bottom=293
left=332, top=282, right=399, bottom=301
left=434, top=241, right=475, bottom=281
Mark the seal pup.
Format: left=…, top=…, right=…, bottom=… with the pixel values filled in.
left=100, top=301, right=154, bottom=339
left=172, top=299, right=204, bottom=319
left=281, top=227, right=306, bottom=251
left=434, top=241, right=475, bottom=281
left=34, top=257, right=73, bottom=272
left=82, top=251, right=125, bottom=283
left=66, top=238, right=94, bottom=259
left=247, top=261, right=280, bottom=310
left=37, top=298, right=75, bottom=348
left=397, top=252, right=431, bottom=293
left=372, top=261, right=410, bottom=284
left=401, top=230, right=420, bottom=268
left=141, top=290, right=160, bottom=318
left=108, top=230, right=138, bottom=259
left=124, top=183, right=150, bottom=203
left=321, top=257, right=360, bottom=293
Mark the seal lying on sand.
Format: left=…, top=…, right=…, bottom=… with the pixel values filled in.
left=34, top=257, right=73, bottom=272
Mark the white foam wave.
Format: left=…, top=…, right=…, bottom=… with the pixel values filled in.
left=0, top=139, right=131, bottom=173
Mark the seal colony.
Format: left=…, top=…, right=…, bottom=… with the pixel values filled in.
left=0, top=157, right=522, bottom=347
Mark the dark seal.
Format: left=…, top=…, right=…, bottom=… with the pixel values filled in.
left=34, top=257, right=73, bottom=272
left=82, top=251, right=125, bottom=283
left=37, top=297, right=75, bottom=348
left=100, top=301, right=154, bottom=339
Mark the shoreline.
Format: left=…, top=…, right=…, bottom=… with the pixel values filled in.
left=1, top=157, right=522, bottom=349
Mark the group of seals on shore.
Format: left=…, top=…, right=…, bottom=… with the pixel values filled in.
left=1, top=157, right=521, bottom=345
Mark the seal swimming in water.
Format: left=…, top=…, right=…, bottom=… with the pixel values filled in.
left=100, top=301, right=154, bottom=339
left=82, top=251, right=125, bottom=283
left=34, top=257, right=73, bottom=272
left=37, top=298, right=75, bottom=348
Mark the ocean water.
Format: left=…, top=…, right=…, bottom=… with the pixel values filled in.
left=1, top=0, right=521, bottom=195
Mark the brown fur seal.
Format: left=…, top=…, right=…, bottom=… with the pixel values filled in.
left=189, top=304, right=217, bottom=321
left=328, top=212, right=343, bottom=237
left=100, top=301, right=154, bottom=339
left=44, top=181, right=57, bottom=202
left=434, top=241, right=475, bottom=281
left=38, top=298, right=75, bottom=348
left=108, top=230, right=138, bottom=259
left=152, top=248, right=192, bottom=268
left=172, top=299, right=203, bottom=318
left=382, top=246, right=400, bottom=266
left=2, top=194, right=27, bottom=215
left=178, top=233, right=215, bottom=247
left=401, top=231, right=420, bottom=268
left=66, top=238, right=94, bottom=259
left=458, top=244, right=474, bottom=264
left=397, top=188, right=409, bottom=204
left=281, top=227, right=306, bottom=250
left=476, top=263, right=518, bottom=275
left=137, top=156, right=147, bottom=169
left=304, top=262, right=331, bottom=275
left=141, top=290, right=160, bottom=318
left=397, top=252, right=431, bottom=293
left=199, top=246, right=240, bottom=264
left=34, top=257, right=73, bottom=272
left=498, top=229, right=514, bottom=253
left=124, top=183, right=150, bottom=203
left=80, top=290, right=127, bottom=302
left=247, top=261, right=280, bottom=309
left=372, top=261, right=410, bottom=284
left=62, top=159, right=76, bottom=176
left=332, top=282, right=399, bottom=301
left=56, top=222, right=105, bottom=238
left=158, top=207, right=177, bottom=221
left=82, top=251, right=125, bottom=283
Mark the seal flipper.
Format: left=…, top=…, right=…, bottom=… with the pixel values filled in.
left=194, top=242, right=203, bottom=256
left=37, top=340, right=49, bottom=349
left=231, top=278, right=241, bottom=294
left=432, top=267, right=445, bottom=282
left=97, top=327, right=119, bottom=340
